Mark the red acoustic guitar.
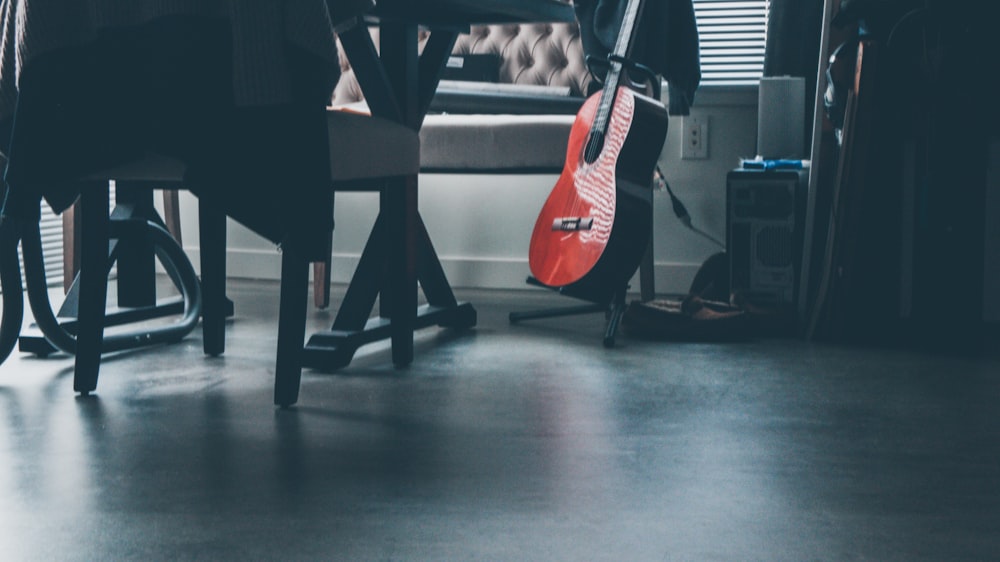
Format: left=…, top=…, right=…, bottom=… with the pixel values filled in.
left=528, top=0, right=668, bottom=301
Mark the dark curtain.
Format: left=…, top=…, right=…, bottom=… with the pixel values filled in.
left=574, top=0, right=701, bottom=115
left=763, top=0, right=825, bottom=78
left=762, top=0, right=825, bottom=157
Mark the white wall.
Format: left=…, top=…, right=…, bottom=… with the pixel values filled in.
left=176, top=87, right=759, bottom=296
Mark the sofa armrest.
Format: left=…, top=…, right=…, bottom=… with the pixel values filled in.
left=420, top=114, right=575, bottom=173
left=429, top=82, right=584, bottom=115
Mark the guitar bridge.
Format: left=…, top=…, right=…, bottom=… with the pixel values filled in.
left=551, top=217, right=594, bottom=231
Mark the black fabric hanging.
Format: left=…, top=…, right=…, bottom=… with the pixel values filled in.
left=762, top=0, right=825, bottom=159
left=573, top=0, right=700, bottom=115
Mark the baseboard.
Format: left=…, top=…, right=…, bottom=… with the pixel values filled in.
left=184, top=246, right=702, bottom=296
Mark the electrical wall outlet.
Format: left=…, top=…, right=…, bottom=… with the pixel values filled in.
left=681, top=115, right=709, bottom=159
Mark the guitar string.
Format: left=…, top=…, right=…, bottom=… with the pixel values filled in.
left=563, top=0, right=642, bottom=227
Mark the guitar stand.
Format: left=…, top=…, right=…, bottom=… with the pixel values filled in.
left=508, top=276, right=629, bottom=348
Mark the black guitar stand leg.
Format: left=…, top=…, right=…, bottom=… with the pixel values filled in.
left=508, top=277, right=629, bottom=347
left=603, top=286, right=628, bottom=348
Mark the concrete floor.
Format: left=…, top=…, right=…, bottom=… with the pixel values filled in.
left=1, top=279, right=999, bottom=560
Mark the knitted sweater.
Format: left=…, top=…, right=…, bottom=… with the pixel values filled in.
left=0, top=0, right=343, bottom=126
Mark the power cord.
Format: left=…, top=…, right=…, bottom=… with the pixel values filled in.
left=655, top=165, right=725, bottom=249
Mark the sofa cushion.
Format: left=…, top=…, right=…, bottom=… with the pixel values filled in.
left=420, top=113, right=574, bottom=173
left=429, top=80, right=583, bottom=115
left=328, top=110, right=419, bottom=181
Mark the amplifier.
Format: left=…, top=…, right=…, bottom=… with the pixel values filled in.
left=727, top=168, right=808, bottom=305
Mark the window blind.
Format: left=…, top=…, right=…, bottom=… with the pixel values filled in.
left=693, top=0, right=770, bottom=86
left=13, top=184, right=116, bottom=291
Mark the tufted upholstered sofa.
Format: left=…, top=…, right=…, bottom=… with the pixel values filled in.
left=330, top=22, right=592, bottom=173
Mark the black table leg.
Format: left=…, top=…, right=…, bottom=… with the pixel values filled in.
left=274, top=245, right=309, bottom=407
left=300, top=203, right=477, bottom=371
left=74, top=184, right=110, bottom=395
left=387, top=176, right=417, bottom=367
left=114, top=184, right=157, bottom=308
left=199, top=200, right=227, bottom=356
left=297, top=20, right=476, bottom=374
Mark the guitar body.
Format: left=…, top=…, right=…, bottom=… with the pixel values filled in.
left=528, top=86, right=668, bottom=301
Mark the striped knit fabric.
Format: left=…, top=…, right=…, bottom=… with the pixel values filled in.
left=0, top=0, right=344, bottom=125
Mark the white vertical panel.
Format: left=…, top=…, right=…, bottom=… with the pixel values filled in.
left=15, top=202, right=64, bottom=289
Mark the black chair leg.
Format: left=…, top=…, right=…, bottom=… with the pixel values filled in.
left=387, top=176, right=416, bottom=367
left=603, top=287, right=628, bottom=348
left=199, top=200, right=226, bottom=357
left=74, top=184, right=110, bottom=395
left=274, top=245, right=309, bottom=407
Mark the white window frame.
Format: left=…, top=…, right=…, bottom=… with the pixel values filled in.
left=693, top=0, right=770, bottom=87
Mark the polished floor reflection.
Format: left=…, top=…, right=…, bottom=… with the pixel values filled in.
left=1, top=280, right=999, bottom=560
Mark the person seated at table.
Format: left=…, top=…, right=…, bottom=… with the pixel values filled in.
left=0, top=1, right=369, bottom=259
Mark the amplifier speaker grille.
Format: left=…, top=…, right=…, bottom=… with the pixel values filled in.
left=756, top=226, right=793, bottom=267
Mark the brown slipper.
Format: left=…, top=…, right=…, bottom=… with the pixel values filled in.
left=622, top=297, right=750, bottom=342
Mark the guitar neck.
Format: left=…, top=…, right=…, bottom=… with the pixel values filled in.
left=610, top=0, right=645, bottom=65
left=586, top=0, right=647, bottom=158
